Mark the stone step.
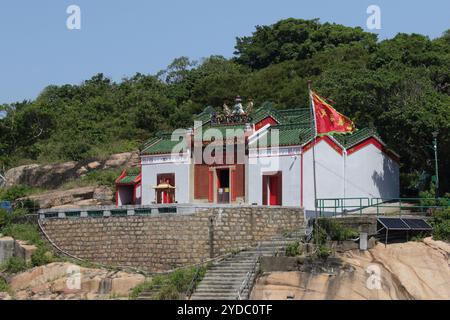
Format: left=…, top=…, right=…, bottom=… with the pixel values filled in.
left=199, top=278, right=250, bottom=284
left=203, top=272, right=251, bottom=278
left=195, top=288, right=241, bottom=294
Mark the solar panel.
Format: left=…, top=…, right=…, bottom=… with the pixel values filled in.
left=377, top=218, right=410, bottom=230
left=402, top=218, right=432, bottom=231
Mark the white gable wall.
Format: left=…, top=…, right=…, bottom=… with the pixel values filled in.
left=248, top=147, right=301, bottom=206
left=141, top=155, right=190, bottom=205
left=345, top=144, right=400, bottom=201
left=302, top=140, right=345, bottom=211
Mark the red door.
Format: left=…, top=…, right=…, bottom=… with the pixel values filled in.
left=264, top=172, right=282, bottom=206
left=269, top=175, right=279, bottom=205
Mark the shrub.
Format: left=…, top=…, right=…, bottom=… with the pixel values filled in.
left=317, top=245, right=331, bottom=259
left=317, top=218, right=359, bottom=242
left=0, top=185, right=34, bottom=201
left=129, top=265, right=207, bottom=300
left=31, top=245, right=55, bottom=267
left=1, top=257, right=28, bottom=274
left=285, top=242, right=300, bottom=257
left=129, top=280, right=153, bottom=300
left=0, top=278, right=11, bottom=293
left=155, top=284, right=180, bottom=300
left=433, top=221, right=450, bottom=241
left=0, top=223, right=43, bottom=246
left=0, top=209, right=8, bottom=226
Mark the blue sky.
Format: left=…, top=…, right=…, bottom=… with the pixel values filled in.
left=0, top=0, right=449, bottom=104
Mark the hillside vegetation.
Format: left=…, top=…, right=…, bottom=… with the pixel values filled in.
left=1, top=18, right=449, bottom=196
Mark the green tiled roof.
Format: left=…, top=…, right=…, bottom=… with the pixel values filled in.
left=194, top=124, right=246, bottom=142
left=193, top=106, right=216, bottom=125
left=141, top=132, right=187, bottom=155
left=141, top=102, right=393, bottom=155
left=249, top=124, right=314, bottom=148
left=118, top=167, right=141, bottom=184
left=332, top=128, right=381, bottom=149
left=251, top=102, right=287, bottom=124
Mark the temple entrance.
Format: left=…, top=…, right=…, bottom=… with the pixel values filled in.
left=117, top=185, right=134, bottom=205
left=155, top=173, right=175, bottom=204
left=262, top=172, right=282, bottom=206
left=216, top=168, right=230, bottom=203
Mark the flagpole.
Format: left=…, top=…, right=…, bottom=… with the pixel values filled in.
left=307, top=80, right=319, bottom=249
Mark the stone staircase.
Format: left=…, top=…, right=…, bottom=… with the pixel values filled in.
left=190, top=230, right=305, bottom=300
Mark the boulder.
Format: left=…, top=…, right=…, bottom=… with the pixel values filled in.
left=5, top=151, right=139, bottom=189
left=21, top=186, right=113, bottom=209
left=14, top=240, right=37, bottom=264
left=9, top=262, right=146, bottom=300
left=111, top=272, right=145, bottom=296
left=0, top=236, right=14, bottom=264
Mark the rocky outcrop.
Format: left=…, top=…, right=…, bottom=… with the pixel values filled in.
left=251, top=238, right=450, bottom=300
left=5, top=151, right=139, bottom=189
left=7, top=262, right=146, bottom=300
left=20, top=186, right=113, bottom=209
left=0, top=236, right=37, bottom=264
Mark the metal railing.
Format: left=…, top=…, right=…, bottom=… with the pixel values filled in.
left=236, top=243, right=261, bottom=300
left=316, top=197, right=450, bottom=217
left=185, top=260, right=205, bottom=299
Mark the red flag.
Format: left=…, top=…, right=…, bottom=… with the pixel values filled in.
left=311, top=91, right=355, bottom=135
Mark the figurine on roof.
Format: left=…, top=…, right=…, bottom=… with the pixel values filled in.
left=233, top=96, right=245, bottom=115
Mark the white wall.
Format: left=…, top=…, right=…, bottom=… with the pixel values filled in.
left=248, top=147, right=301, bottom=206
left=302, top=140, right=345, bottom=211
left=141, top=156, right=190, bottom=205
left=135, top=185, right=142, bottom=205
left=345, top=144, right=400, bottom=202
left=303, top=140, right=400, bottom=211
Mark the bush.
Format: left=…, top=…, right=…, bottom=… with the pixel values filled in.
left=0, top=185, right=34, bottom=201
left=0, top=223, right=44, bottom=246
left=430, top=208, right=450, bottom=241
left=317, top=218, right=359, bottom=242
left=129, top=265, right=207, bottom=300
left=419, top=187, right=450, bottom=207
left=317, top=245, right=331, bottom=259
left=1, top=257, right=28, bottom=274
left=0, top=278, right=11, bottom=293
left=0, top=209, right=8, bottom=226
left=285, top=242, right=300, bottom=257
left=31, top=245, right=55, bottom=267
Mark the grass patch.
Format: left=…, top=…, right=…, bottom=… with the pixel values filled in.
left=285, top=241, right=300, bottom=257
left=431, top=208, right=450, bottom=241
left=0, top=278, right=11, bottom=293
left=1, top=223, right=44, bottom=246
left=0, top=222, right=58, bottom=272
left=60, top=168, right=122, bottom=190
left=1, top=257, right=28, bottom=274
left=129, top=265, right=207, bottom=300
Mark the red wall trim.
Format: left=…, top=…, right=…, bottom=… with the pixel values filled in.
left=231, top=170, right=237, bottom=202
left=208, top=171, right=214, bottom=203
left=347, top=137, right=400, bottom=162
left=302, top=136, right=399, bottom=163
left=302, top=136, right=343, bottom=155
left=255, top=116, right=278, bottom=131
left=300, top=152, right=303, bottom=208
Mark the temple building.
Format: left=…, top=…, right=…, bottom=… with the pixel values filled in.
left=116, top=97, right=400, bottom=212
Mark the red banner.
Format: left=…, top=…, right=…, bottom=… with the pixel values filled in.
left=312, top=91, right=355, bottom=135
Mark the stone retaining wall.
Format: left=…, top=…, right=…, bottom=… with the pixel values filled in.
left=41, top=206, right=304, bottom=272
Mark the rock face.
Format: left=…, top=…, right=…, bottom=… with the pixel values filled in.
left=0, top=236, right=15, bottom=264
left=5, top=151, right=139, bottom=189
left=251, top=238, right=450, bottom=300
left=21, top=186, right=114, bottom=209
left=0, top=236, right=37, bottom=264
left=7, top=262, right=145, bottom=300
